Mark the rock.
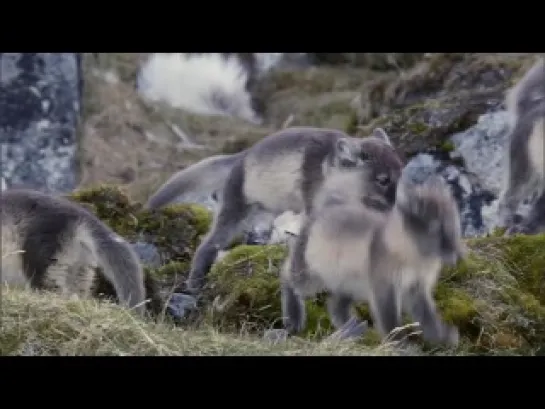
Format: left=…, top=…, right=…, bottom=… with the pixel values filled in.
left=131, top=241, right=162, bottom=268
left=450, top=111, right=511, bottom=195
left=358, top=89, right=502, bottom=157
left=0, top=53, right=82, bottom=193
left=399, top=109, right=532, bottom=237
left=402, top=152, right=496, bottom=237
left=166, top=293, right=198, bottom=320
left=448, top=110, right=535, bottom=235
left=353, top=54, right=537, bottom=153
left=350, top=54, right=540, bottom=238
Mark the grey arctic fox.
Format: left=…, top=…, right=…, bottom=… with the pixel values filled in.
left=280, top=174, right=466, bottom=346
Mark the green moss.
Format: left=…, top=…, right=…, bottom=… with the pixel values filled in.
left=68, top=184, right=140, bottom=237
left=202, top=245, right=330, bottom=335
left=203, top=245, right=286, bottom=330
left=68, top=185, right=212, bottom=265
left=440, top=141, right=456, bottom=153
left=151, top=261, right=190, bottom=281
left=441, top=234, right=545, bottom=353
left=434, top=284, right=479, bottom=336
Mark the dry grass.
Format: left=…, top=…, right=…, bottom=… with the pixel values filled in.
left=0, top=287, right=409, bottom=356
left=0, top=242, right=412, bottom=356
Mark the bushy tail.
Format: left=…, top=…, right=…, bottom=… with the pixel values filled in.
left=396, top=176, right=466, bottom=263
left=92, top=227, right=147, bottom=316
left=93, top=266, right=165, bottom=318
left=506, top=56, right=545, bottom=119
left=145, top=153, right=244, bottom=210
left=396, top=176, right=452, bottom=221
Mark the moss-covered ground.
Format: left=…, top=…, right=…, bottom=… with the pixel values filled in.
left=3, top=185, right=545, bottom=355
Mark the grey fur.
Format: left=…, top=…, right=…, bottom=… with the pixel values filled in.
left=281, top=175, right=465, bottom=347
left=497, top=57, right=545, bottom=234
left=176, top=126, right=404, bottom=292
left=1, top=189, right=147, bottom=316
left=146, top=152, right=245, bottom=209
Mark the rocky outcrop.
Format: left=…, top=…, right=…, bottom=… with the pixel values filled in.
left=352, top=53, right=539, bottom=236
left=0, top=53, right=82, bottom=193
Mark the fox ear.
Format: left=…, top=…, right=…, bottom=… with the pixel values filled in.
left=371, top=128, right=392, bottom=146
left=335, top=138, right=360, bottom=167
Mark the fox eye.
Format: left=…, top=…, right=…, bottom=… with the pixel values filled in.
left=376, top=173, right=390, bottom=186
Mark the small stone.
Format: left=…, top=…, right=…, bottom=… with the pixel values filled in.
left=263, top=329, right=290, bottom=345
left=166, top=293, right=198, bottom=320
left=131, top=241, right=162, bottom=268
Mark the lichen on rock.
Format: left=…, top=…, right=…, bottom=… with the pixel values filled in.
left=0, top=53, right=82, bottom=193
left=349, top=53, right=539, bottom=158
left=355, top=90, right=501, bottom=157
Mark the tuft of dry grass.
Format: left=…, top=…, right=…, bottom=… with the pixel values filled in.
left=0, top=287, right=408, bottom=356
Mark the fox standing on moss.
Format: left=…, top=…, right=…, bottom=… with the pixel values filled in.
left=1, top=189, right=147, bottom=316
left=498, top=56, right=545, bottom=235
left=145, top=126, right=404, bottom=293
left=280, top=174, right=465, bottom=346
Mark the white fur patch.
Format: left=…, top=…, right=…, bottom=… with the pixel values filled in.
left=111, top=234, right=126, bottom=244
left=137, top=53, right=262, bottom=124
left=268, top=211, right=302, bottom=244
